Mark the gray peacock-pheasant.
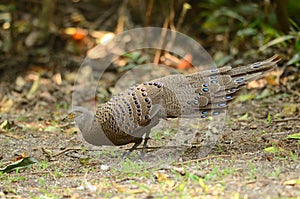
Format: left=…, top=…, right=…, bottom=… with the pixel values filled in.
left=63, top=54, right=281, bottom=158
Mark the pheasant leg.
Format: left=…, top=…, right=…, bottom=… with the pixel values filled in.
left=122, top=139, right=143, bottom=159
left=141, top=132, right=151, bottom=157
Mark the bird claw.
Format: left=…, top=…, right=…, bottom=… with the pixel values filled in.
left=120, top=137, right=149, bottom=160
left=121, top=151, right=132, bottom=160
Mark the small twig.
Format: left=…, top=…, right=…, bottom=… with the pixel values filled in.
left=125, top=145, right=186, bottom=151
left=115, top=0, right=128, bottom=34
left=41, top=148, right=52, bottom=160
left=173, top=154, right=231, bottom=165
left=260, top=131, right=291, bottom=137
left=153, top=18, right=169, bottom=64
left=52, top=148, right=82, bottom=157
left=0, top=128, right=22, bottom=139
left=272, top=118, right=300, bottom=122
left=245, top=179, right=276, bottom=184
left=47, top=169, right=57, bottom=182
left=176, top=3, right=191, bottom=31
left=144, top=0, right=154, bottom=26
left=168, top=0, right=175, bottom=30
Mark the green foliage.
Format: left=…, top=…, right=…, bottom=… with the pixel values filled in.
left=119, top=51, right=149, bottom=72
left=0, top=157, right=37, bottom=173
left=193, top=0, right=300, bottom=58
left=287, top=132, right=300, bottom=140
left=267, top=113, right=271, bottom=124
left=198, top=2, right=263, bottom=34
left=259, top=18, right=300, bottom=65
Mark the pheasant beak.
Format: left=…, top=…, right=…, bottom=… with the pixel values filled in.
left=62, top=112, right=76, bottom=122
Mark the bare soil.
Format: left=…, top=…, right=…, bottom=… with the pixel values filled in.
left=0, top=66, right=299, bottom=199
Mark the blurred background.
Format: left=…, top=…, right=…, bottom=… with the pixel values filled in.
left=0, top=0, right=299, bottom=79
left=0, top=1, right=299, bottom=198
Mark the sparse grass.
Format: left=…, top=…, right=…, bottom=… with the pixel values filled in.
left=0, top=74, right=298, bottom=199
left=269, top=167, right=281, bottom=178
left=151, top=128, right=177, bottom=144
left=0, top=171, right=26, bottom=183
left=267, top=113, right=272, bottom=124
left=97, top=147, right=120, bottom=158
left=39, top=160, right=49, bottom=170
left=247, top=161, right=257, bottom=180
left=290, top=151, right=298, bottom=161
left=53, top=168, right=65, bottom=178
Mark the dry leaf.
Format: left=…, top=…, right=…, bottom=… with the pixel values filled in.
left=247, top=79, right=268, bottom=89
left=282, top=103, right=298, bottom=115
left=90, top=31, right=115, bottom=45
left=14, top=152, right=26, bottom=162
left=52, top=73, right=62, bottom=85
left=0, top=98, right=13, bottom=113
left=155, top=171, right=177, bottom=190
left=283, top=179, right=300, bottom=186
left=27, top=74, right=40, bottom=99
left=72, top=29, right=87, bottom=41
left=113, top=182, right=144, bottom=194
left=177, top=54, right=193, bottom=69
left=247, top=68, right=283, bottom=89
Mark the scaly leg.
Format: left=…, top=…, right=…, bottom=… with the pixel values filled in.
left=122, top=139, right=142, bottom=159
left=141, top=131, right=150, bottom=157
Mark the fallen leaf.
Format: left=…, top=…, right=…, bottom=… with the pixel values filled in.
left=264, top=146, right=285, bottom=154
left=0, top=157, right=37, bottom=173
left=237, top=93, right=255, bottom=102
left=0, top=97, right=13, bottom=113
left=161, top=53, right=180, bottom=67
left=177, top=54, right=193, bottom=69
left=238, top=113, right=249, bottom=121
left=15, top=76, right=26, bottom=91
left=25, top=31, right=40, bottom=47
left=77, top=179, right=97, bottom=192
left=52, top=73, right=62, bottom=85
left=14, top=152, right=26, bottom=162
left=113, top=182, right=145, bottom=194
left=247, top=79, right=268, bottom=89
left=65, top=27, right=88, bottom=41
left=0, top=120, right=11, bottom=130
left=248, top=69, right=283, bottom=88
left=78, top=157, right=91, bottom=165
left=282, top=103, right=298, bottom=115
left=27, top=73, right=40, bottom=99
left=70, top=193, right=79, bottom=199
left=90, top=31, right=115, bottom=45
left=72, top=29, right=87, bottom=41
left=287, top=133, right=300, bottom=140
left=264, top=146, right=277, bottom=153
left=155, top=171, right=176, bottom=190
left=283, top=179, right=300, bottom=186
left=44, top=125, right=60, bottom=133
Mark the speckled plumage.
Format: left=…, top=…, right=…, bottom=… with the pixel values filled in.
left=66, top=55, right=281, bottom=157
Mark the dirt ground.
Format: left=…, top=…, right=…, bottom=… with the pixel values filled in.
left=1, top=1, right=300, bottom=198
left=0, top=62, right=299, bottom=199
